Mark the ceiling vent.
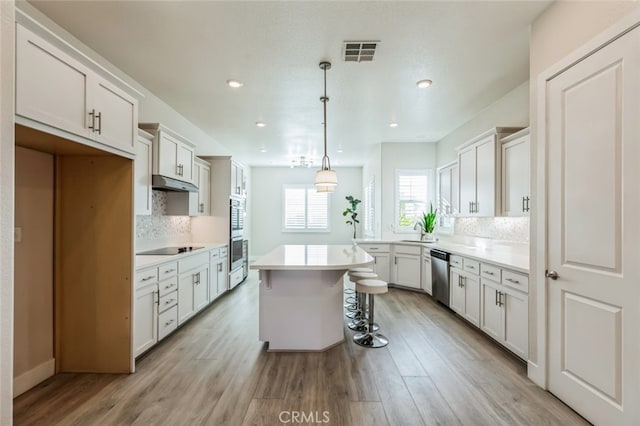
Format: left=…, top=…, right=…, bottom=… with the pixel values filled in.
left=343, top=41, right=379, bottom=62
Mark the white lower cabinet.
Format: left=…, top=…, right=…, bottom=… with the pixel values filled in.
left=178, top=272, right=196, bottom=325
left=133, top=281, right=158, bottom=357
left=392, top=245, right=421, bottom=289
left=218, top=251, right=229, bottom=294
left=357, top=243, right=390, bottom=282
left=449, top=267, right=480, bottom=326
left=135, top=246, right=226, bottom=360
left=193, top=266, right=209, bottom=313
left=480, top=277, right=529, bottom=359
left=421, top=253, right=432, bottom=295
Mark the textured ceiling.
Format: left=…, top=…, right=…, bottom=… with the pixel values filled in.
left=29, top=1, right=550, bottom=166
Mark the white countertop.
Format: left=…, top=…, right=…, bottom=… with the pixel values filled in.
left=356, top=238, right=529, bottom=273
left=251, top=244, right=374, bottom=271
left=136, top=242, right=227, bottom=270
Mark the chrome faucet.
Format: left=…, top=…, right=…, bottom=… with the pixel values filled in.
left=413, top=222, right=425, bottom=241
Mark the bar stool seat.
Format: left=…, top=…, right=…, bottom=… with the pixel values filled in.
left=353, top=279, right=388, bottom=348
left=346, top=272, right=378, bottom=330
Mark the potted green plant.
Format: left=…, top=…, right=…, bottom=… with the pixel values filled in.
left=342, top=195, right=361, bottom=239
left=418, top=203, right=437, bottom=242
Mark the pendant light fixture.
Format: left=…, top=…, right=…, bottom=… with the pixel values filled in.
left=315, top=61, right=338, bottom=192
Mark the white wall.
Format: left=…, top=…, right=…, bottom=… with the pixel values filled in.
left=436, top=81, right=530, bottom=167
left=362, top=144, right=382, bottom=238
left=14, top=148, right=54, bottom=391
left=379, top=143, right=438, bottom=240
left=0, top=1, right=14, bottom=422
left=528, top=0, right=640, bottom=384
left=250, top=167, right=362, bottom=257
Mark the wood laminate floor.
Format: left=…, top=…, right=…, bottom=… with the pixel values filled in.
left=14, top=272, right=588, bottom=425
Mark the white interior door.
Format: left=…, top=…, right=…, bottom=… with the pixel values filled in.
left=546, top=26, right=640, bottom=425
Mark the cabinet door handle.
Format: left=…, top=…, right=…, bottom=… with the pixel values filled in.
left=467, top=265, right=475, bottom=270
left=498, top=291, right=504, bottom=307
left=164, top=283, right=175, bottom=290
left=505, top=277, right=520, bottom=284
left=484, top=270, right=493, bottom=275
left=394, top=257, right=397, bottom=265
left=522, top=196, right=526, bottom=212
left=164, top=298, right=175, bottom=305
left=164, top=319, right=175, bottom=327
left=218, top=263, right=223, bottom=272
left=495, top=289, right=499, bottom=306
left=88, top=109, right=96, bottom=131
left=199, top=203, right=204, bottom=213
left=374, top=257, right=377, bottom=264
left=141, top=275, right=155, bottom=282
left=154, top=290, right=159, bottom=305
left=525, top=196, right=530, bottom=212
left=469, top=201, right=472, bottom=213
left=96, top=111, right=102, bottom=135
left=164, top=268, right=175, bottom=274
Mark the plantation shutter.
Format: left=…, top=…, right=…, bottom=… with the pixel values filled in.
left=306, top=189, right=328, bottom=229
left=397, top=173, right=428, bottom=228
left=284, top=187, right=306, bottom=229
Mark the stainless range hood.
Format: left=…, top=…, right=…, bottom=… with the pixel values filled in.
left=152, top=175, right=198, bottom=192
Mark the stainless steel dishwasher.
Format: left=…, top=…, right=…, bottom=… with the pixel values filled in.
left=430, top=249, right=450, bottom=307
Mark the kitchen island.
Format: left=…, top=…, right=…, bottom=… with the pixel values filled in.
left=251, top=244, right=373, bottom=351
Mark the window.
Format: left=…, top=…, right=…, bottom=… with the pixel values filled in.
left=283, top=185, right=329, bottom=231
left=395, top=169, right=430, bottom=232
left=363, top=177, right=375, bottom=237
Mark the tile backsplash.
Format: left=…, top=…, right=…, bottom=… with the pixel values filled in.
left=453, top=217, right=529, bottom=242
left=136, top=191, right=191, bottom=241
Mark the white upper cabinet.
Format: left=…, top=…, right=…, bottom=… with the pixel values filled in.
left=438, top=162, right=459, bottom=216
left=457, top=127, right=521, bottom=217
left=15, top=24, right=138, bottom=156
left=501, top=128, right=530, bottom=216
left=139, top=123, right=197, bottom=184
left=230, top=160, right=246, bottom=198
left=134, top=130, right=153, bottom=215
left=166, top=158, right=211, bottom=217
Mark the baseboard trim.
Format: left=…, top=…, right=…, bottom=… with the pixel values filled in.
left=527, top=360, right=546, bottom=389
left=13, top=358, right=55, bottom=397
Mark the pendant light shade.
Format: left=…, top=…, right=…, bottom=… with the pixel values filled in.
left=315, top=61, right=338, bottom=192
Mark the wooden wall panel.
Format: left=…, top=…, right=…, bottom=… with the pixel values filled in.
left=56, top=155, right=133, bottom=372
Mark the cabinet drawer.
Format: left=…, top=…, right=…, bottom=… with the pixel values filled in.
left=359, top=243, right=390, bottom=253
left=502, top=270, right=529, bottom=292
left=480, top=263, right=501, bottom=281
left=230, top=268, right=243, bottom=289
left=159, top=276, right=178, bottom=296
left=135, top=268, right=158, bottom=287
left=463, top=259, right=480, bottom=274
left=158, top=290, right=178, bottom=313
left=450, top=255, right=463, bottom=268
left=210, top=249, right=220, bottom=262
left=220, top=247, right=228, bottom=257
left=158, top=261, right=178, bottom=281
left=178, top=252, right=210, bottom=273
left=394, top=244, right=421, bottom=256
left=158, top=305, right=178, bottom=340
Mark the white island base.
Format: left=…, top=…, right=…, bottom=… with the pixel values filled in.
left=259, top=269, right=346, bottom=351
left=252, top=244, right=373, bottom=351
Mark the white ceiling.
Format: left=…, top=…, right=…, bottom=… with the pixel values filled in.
left=29, top=1, right=550, bottom=167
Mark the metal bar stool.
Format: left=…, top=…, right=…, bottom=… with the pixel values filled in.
left=347, top=271, right=379, bottom=331
left=353, top=278, right=388, bottom=348
left=344, top=268, right=374, bottom=316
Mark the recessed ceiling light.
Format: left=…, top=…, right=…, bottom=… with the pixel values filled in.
left=227, top=79, right=243, bottom=88
left=337, top=148, right=343, bottom=153
left=256, top=121, right=266, bottom=128
left=416, top=79, right=432, bottom=89
left=389, top=122, right=399, bottom=128
left=260, top=147, right=267, bottom=153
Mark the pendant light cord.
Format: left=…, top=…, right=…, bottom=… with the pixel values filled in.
left=320, top=61, right=331, bottom=171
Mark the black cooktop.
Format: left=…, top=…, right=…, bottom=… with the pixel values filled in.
left=137, top=246, right=204, bottom=255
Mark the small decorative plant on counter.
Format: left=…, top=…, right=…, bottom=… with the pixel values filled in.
left=342, top=195, right=361, bottom=239
left=418, top=203, right=437, bottom=242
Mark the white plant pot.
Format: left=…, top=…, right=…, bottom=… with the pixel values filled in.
left=423, top=233, right=435, bottom=242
